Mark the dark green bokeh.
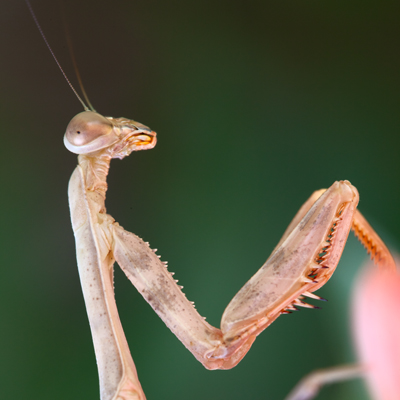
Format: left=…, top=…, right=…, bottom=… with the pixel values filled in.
left=1, top=1, right=399, bottom=399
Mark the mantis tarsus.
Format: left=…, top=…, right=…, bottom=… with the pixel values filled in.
left=26, top=2, right=396, bottom=399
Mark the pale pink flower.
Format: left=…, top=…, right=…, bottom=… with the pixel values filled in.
left=352, top=264, right=400, bottom=400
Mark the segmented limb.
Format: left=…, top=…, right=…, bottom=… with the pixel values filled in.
left=284, top=365, right=365, bottom=400
left=351, top=210, right=396, bottom=272
left=110, top=181, right=362, bottom=370
left=111, top=181, right=395, bottom=372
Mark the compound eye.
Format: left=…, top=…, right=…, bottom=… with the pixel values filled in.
left=65, top=111, right=113, bottom=145
left=64, top=111, right=118, bottom=154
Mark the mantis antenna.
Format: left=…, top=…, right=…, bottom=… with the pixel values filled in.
left=60, top=1, right=96, bottom=112
left=25, top=0, right=92, bottom=111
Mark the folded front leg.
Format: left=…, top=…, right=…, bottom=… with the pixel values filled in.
left=219, top=181, right=359, bottom=356
left=111, top=181, right=364, bottom=370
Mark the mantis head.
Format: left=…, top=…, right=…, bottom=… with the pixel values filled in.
left=64, top=111, right=157, bottom=158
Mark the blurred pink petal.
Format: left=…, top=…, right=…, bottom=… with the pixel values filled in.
left=352, top=263, right=400, bottom=400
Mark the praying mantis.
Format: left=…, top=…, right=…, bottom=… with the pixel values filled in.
left=24, top=2, right=397, bottom=400
left=63, top=113, right=396, bottom=400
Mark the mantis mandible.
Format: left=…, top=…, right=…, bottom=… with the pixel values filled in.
left=26, top=2, right=396, bottom=399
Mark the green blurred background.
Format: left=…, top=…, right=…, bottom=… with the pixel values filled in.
left=1, top=1, right=399, bottom=399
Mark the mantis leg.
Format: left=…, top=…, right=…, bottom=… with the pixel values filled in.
left=284, top=364, right=365, bottom=400
left=111, top=181, right=364, bottom=369
left=351, top=210, right=396, bottom=272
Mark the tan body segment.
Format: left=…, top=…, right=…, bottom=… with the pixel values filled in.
left=65, top=111, right=396, bottom=400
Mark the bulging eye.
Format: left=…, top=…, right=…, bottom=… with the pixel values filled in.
left=64, top=111, right=119, bottom=154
